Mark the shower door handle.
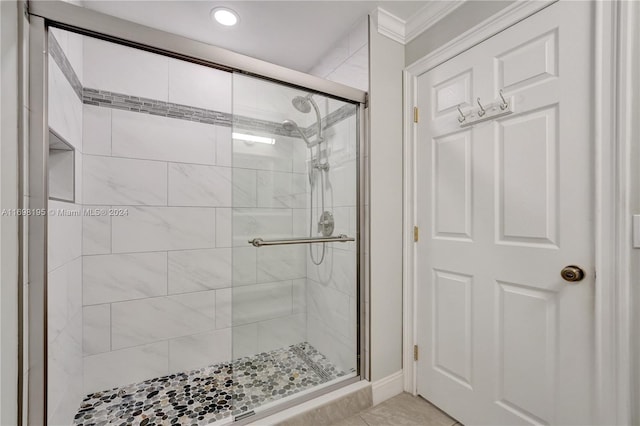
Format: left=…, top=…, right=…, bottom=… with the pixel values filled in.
left=248, top=234, right=355, bottom=247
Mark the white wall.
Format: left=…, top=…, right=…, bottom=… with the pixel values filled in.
left=0, top=1, right=20, bottom=424
left=368, top=13, right=404, bottom=381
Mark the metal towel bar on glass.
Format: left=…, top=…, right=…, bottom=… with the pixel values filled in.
left=248, top=234, right=355, bottom=248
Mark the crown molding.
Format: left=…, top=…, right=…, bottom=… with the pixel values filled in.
left=405, top=1, right=466, bottom=43
left=376, top=1, right=467, bottom=45
left=375, top=7, right=406, bottom=44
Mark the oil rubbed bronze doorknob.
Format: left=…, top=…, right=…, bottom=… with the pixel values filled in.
left=561, top=265, right=585, bottom=282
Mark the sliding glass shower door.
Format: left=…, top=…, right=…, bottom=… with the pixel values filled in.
left=230, top=74, right=360, bottom=419
left=43, top=25, right=360, bottom=425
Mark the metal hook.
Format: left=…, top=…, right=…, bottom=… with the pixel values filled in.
left=477, top=98, right=486, bottom=116
left=456, top=105, right=466, bottom=123
left=499, top=89, right=508, bottom=110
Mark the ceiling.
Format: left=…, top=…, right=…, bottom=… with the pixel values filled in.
left=82, top=1, right=429, bottom=72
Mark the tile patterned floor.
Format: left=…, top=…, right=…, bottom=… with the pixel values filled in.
left=74, top=342, right=348, bottom=426
left=331, top=393, right=460, bottom=426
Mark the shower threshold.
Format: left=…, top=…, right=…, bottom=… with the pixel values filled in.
left=73, top=342, right=349, bottom=425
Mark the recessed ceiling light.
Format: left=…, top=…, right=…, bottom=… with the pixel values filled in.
left=211, top=7, right=239, bottom=27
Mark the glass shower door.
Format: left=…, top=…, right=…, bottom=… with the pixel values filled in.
left=230, top=74, right=359, bottom=419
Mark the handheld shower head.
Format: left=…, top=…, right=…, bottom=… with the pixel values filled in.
left=282, top=119, right=312, bottom=146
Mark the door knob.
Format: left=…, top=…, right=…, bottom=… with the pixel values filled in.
left=561, top=265, right=585, bottom=282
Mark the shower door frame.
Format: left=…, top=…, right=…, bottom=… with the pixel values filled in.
left=25, top=1, right=369, bottom=424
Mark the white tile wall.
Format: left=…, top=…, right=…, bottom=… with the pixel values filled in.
left=168, top=58, right=232, bottom=113
left=215, top=126, right=232, bottom=167
left=257, top=245, right=306, bottom=282
left=84, top=37, right=169, bottom=100
left=49, top=60, right=82, bottom=151
left=49, top=310, right=83, bottom=426
left=307, top=279, right=351, bottom=340
left=83, top=252, right=167, bottom=305
left=232, top=136, right=294, bottom=172
left=307, top=312, right=356, bottom=374
left=307, top=246, right=357, bottom=298
left=48, top=257, right=82, bottom=345
left=292, top=279, right=307, bottom=314
left=327, top=45, right=368, bottom=92
left=308, top=16, right=369, bottom=93
left=215, top=288, right=232, bottom=329
left=82, top=205, right=111, bottom=255
left=111, top=109, right=216, bottom=165
left=111, top=206, right=216, bottom=253
left=47, top=185, right=81, bottom=275
left=83, top=104, right=111, bottom=155
left=232, top=281, right=293, bottom=326
left=232, top=247, right=257, bottom=285
left=168, top=328, right=232, bottom=373
left=168, top=248, right=232, bottom=293
left=231, top=323, right=259, bottom=359
left=78, top=34, right=373, bottom=392
left=256, top=170, right=307, bottom=209
left=84, top=342, right=169, bottom=393
left=83, top=155, right=168, bottom=205
left=232, top=168, right=257, bottom=208
left=110, top=291, right=216, bottom=350
left=215, top=208, right=232, bottom=248
left=168, top=163, right=231, bottom=207
left=232, top=208, right=293, bottom=247
left=257, top=314, right=306, bottom=353
left=307, top=19, right=364, bottom=371
left=83, top=304, right=111, bottom=355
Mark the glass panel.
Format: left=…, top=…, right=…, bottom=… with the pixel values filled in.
left=46, top=26, right=358, bottom=425
left=231, top=73, right=359, bottom=419
left=47, top=29, right=238, bottom=425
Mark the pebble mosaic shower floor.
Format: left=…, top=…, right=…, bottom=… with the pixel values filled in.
left=73, top=342, right=349, bottom=426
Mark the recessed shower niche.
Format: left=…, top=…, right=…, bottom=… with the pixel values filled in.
left=48, top=128, right=75, bottom=203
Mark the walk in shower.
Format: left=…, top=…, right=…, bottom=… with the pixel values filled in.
left=33, top=6, right=364, bottom=424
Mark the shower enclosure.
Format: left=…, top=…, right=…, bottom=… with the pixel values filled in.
left=28, top=3, right=365, bottom=425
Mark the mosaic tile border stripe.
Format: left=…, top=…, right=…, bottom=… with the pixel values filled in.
left=49, top=32, right=83, bottom=100
left=49, top=32, right=358, bottom=138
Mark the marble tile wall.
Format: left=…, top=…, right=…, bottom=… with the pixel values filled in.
left=81, top=37, right=310, bottom=394
left=308, top=17, right=367, bottom=374
left=308, top=16, right=369, bottom=92
left=48, top=28, right=85, bottom=426
left=305, top=114, right=359, bottom=374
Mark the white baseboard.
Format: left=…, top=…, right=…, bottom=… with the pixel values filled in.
left=372, top=370, right=404, bottom=405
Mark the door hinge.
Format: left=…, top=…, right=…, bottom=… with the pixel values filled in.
left=413, top=226, right=419, bottom=242
left=414, top=345, right=419, bottom=361
left=413, top=107, right=419, bottom=123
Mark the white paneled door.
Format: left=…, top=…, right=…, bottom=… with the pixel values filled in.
left=415, top=2, right=594, bottom=425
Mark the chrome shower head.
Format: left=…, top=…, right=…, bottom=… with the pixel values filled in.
left=292, top=95, right=312, bottom=113
left=282, top=119, right=313, bottom=146
left=282, top=119, right=298, bottom=132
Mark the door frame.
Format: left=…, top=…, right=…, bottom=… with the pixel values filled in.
left=401, top=1, right=638, bottom=424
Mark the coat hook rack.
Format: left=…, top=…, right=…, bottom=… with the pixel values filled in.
left=456, top=105, right=466, bottom=123
left=476, top=97, right=486, bottom=116
left=458, top=90, right=514, bottom=128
